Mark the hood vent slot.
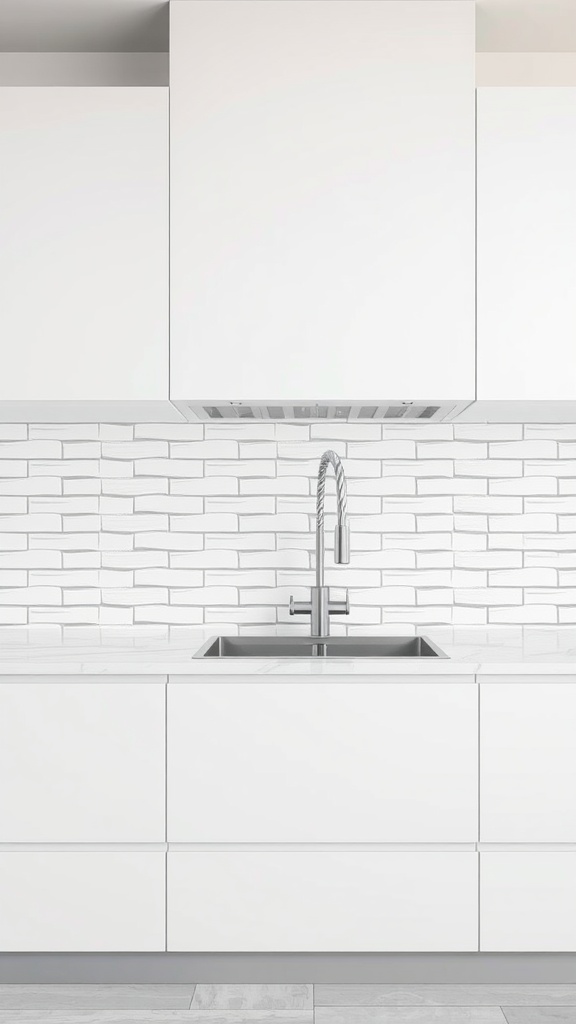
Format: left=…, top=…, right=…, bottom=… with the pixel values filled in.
left=186, top=403, right=453, bottom=422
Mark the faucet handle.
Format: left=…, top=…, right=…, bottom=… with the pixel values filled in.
left=289, top=596, right=312, bottom=616
left=328, top=591, right=350, bottom=616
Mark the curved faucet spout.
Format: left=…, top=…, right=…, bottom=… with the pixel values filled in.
left=316, top=449, right=350, bottom=587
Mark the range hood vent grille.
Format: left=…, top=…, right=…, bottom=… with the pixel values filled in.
left=183, top=403, right=458, bottom=422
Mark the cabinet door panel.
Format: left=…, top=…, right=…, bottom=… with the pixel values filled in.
left=169, top=851, right=478, bottom=952
left=0, top=682, right=165, bottom=842
left=0, top=87, right=168, bottom=400
left=482, top=853, right=576, bottom=952
left=168, top=681, right=477, bottom=842
left=0, top=853, right=165, bottom=952
left=481, top=682, right=576, bottom=842
left=170, top=0, right=475, bottom=402
left=478, top=88, right=576, bottom=400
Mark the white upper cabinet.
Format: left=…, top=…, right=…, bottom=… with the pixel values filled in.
left=477, top=88, right=576, bottom=401
left=170, top=0, right=476, bottom=404
left=0, top=87, right=168, bottom=401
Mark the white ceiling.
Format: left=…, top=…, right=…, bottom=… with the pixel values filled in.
left=1, top=0, right=576, bottom=55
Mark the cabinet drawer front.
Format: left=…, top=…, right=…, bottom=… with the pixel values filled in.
left=0, top=853, right=165, bottom=952
left=168, top=682, right=477, bottom=843
left=481, top=853, right=576, bottom=952
left=168, top=851, right=478, bottom=952
left=0, top=683, right=165, bottom=842
left=481, top=683, right=576, bottom=842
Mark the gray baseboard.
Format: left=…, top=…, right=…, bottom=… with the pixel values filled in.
left=1, top=953, right=576, bottom=984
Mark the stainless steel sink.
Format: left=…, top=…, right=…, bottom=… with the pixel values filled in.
left=194, top=636, right=448, bottom=659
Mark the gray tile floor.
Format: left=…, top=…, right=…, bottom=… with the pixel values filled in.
left=0, top=985, right=576, bottom=1023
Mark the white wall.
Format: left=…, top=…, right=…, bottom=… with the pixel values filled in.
left=0, top=421, right=573, bottom=629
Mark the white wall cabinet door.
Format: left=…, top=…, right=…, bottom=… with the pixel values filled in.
left=0, top=680, right=165, bottom=842
left=0, top=87, right=168, bottom=400
left=168, top=680, right=477, bottom=843
left=168, top=851, right=478, bottom=952
left=477, top=88, right=576, bottom=400
left=481, top=682, right=576, bottom=843
left=0, top=852, right=165, bottom=951
left=170, top=0, right=475, bottom=403
left=482, top=853, right=576, bottom=952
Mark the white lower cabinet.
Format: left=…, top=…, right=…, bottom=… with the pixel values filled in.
left=481, top=853, right=576, bottom=952
left=0, top=680, right=165, bottom=842
left=0, top=852, right=165, bottom=951
left=167, top=852, right=478, bottom=952
left=168, top=680, right=477, bottom=843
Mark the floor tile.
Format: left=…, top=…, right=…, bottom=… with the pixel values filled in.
left=315, top=1010, right=507, bottom=1024
left=0, top=1013, right=312, bottom=1024
left=504, top=1011, right=576, bottom=1024
left=191, top=986, right=312, bottom=1010
left=0, top=986, right=195, bottom=1009
left=315, top=987, right=576, bottom=1007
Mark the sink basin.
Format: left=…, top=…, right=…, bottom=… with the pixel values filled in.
left=194, top=636, right=448, bottom=659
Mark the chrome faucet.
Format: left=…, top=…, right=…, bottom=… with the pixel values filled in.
left=289, top=449, right=351, bottom=636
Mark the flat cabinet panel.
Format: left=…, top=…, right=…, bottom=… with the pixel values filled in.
left=0, top=853, right=165, bottom=951
left=0, top=87, right=168, bottom=400
left=0, top=683, right=165, bottom=842
left=481, top=683, right=576, bottom=842
left=482, top=853, right=576, bottom=952
left=170, top=0, right=475, bottom=402
left=168, top=851, right=478, bottom=952
left=477, top=88, right=576, bottom=400
left=168, top=682, right=477, bottom=842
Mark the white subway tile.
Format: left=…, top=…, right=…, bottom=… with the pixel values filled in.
left=208, top=496, right=275, bottom=515
left=205, top=607, right=277, bottom=624
left=349, top=477, right=416, bottom=496
left=525, top=551, right=576, bottom=569
left=489, top=605, right=558, bottom=623
left=311, top=424, right=381, bottom=441
left=101, top=441, right=168, bottom=460
left=0, top=477, right=61, bottom=495
left=0, top=587, right=61, bottom=605
left=453, top=607, right=487, bottom=624
left=62, top=589, right=101, bottom=606
left=417, top=514, right=454, bottom=532
left=558, top=517, right=576, bottom=532
left=64, top=479, right=102, bottom=495
left=275, top=425, right=310, bottom=441
left=171, top=440, right=238, bottom=459
left=525, top=496, right=576, bottom=514
left=135, top=459, right=202, bottom=478
left=526, top=425, right=576, bottom=440
left=30, top=607, right=99, bottom=624
left=239, top=551, right=309, bottom=570
left=452, top=533, right=487, bottom=551
left=559, top=571, right=576, bottom=586
left=560, top=479, right=576, bottom=495
left=417, top=589, right=454, bottom=606
left=0, top=461, right=29, bottom=477
left=63, top=515, right=101, bottom=532
left=525, top=588, right=576, bottom=604
left=99, top=606, right=134, bottom=625
left=135, top=569, right=203, bottom=587
left=416, top=552, right=453, bottom=569
left=102, top=552, right=167, bottom=569
left=490, top=477, right=557, bottom=495
left=278, top=441, right=347, bottom=460
left=0, top=425, right=27, bottom=440
left=172, top=513, right=238, bottom=532
left=454, top=425, right=522, bottom=441
left=64, top=552, right=101, bottom=569
left=348, top=441, right=415, bottom=459
left=102, top=514, right=168, bottom=533
left=171, top=551, right=239, bottom=569
left=135, top=424, right=203, bottom=441
left=418, top=478, right=487, bottom=495
left=29, top=570, right=98, bottom=588
left=99, top=424, right=134, bottom=441
left=418, top=442, right=487, bottom=460
left=240, top=478, right=308, bottom=495
left=172, top=587, right=238, bottom=605
left=30, top=460, right=99, bottom=477
left=0, top=570, right=27, bottom=586
left=354, top=587, right=416, bottom=606
left=207, top=533, right=274, bottom=551
left=0, top=609, right=27, bottom=623
left=238, top=442, right=277, bottom=459
left=173, top=478, right=238, bottom=495
left=451, top=570, right=488, bottom=587
left=354, top=550, right=416, bottom=569
left=135, top=532, right=203, bottom=550
left=455, top=460, right=522, bottom=477
left=384, top=424, right=453, bottom=440
left=489, top=568, right=557, bottom=587
left=560, top=608, right=576, bottom=623
left=0, top=514, right=61, bottom=532
left=99, top=496, right=134, bottom=514
left=382, top=608, right=452, bottom=624
left=30, top=533, right=99, bottom=551
left=134, top=606, right=204, bottom=624
left=0, top=551, right=60, bottom=569
left=490, top=440, right=557, bottom=458
left=352, top=513, right=415, bottom=533
left=455, top=496, right=522, bottom=515
left=99, top=533, right=134, bottom=551
left=525, top=459, right=576, bottom=477
left=206, top=423, right=275, bottom=441
left=102, top=588, right=168, bottom=605
left=135, top=495, right=203, bottom=514
left=382, top=496, right=451, bottom=514
left=240, top=514, right=308, bottom=532
left=455, top=588, right=522, bottom=605
left=0, top=441, right=61, bottom=459
left=207, top=569, right=277, bottom=588
left=98, top=570, right=134, bottom=588
left=31, top=424, right=98, bottom=440
left=455, top=551, right=522, bottom=569
left=382, top=532, right=453, bottom=551
left=0, top=497, right=27, bottom=514
left=490, top=513, right=557, bottom=532
left=63, top=442, right=101, bottom=459
left=207, top=459, right=276, bottom=478
left=29, top=497, right=98, bottom=515
left=560, top=443, right=576, bottom=458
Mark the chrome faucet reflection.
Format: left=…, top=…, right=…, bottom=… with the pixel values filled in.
left=289, top=449, right=350, bottom=637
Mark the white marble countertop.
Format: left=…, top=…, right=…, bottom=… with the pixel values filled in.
left=0, top=625, right=575, bottom=676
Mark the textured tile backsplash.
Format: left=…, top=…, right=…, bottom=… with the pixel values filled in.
left=0, top=420, right=575, bottom=630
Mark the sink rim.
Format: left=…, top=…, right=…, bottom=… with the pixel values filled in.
left=193, top=634, right=449, bottom=659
